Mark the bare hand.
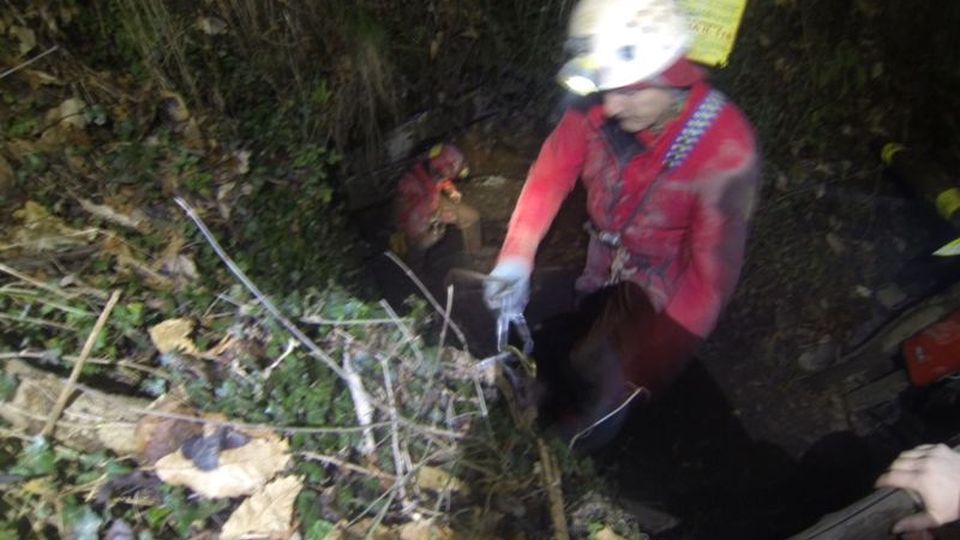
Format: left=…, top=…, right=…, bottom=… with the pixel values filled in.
left=875, top=443, right=960, bottom=536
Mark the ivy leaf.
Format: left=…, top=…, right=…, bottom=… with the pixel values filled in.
left=63, top=504, right=103, bottom=540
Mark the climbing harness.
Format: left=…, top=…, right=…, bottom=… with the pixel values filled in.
left=586, top=90, right=726, bottom=285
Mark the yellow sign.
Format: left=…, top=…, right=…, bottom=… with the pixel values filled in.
left=679, top=0, right=749, bottom=67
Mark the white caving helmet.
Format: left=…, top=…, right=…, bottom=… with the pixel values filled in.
left=558, top=0, right=692, bottom=95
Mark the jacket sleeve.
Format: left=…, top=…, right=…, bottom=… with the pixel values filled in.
left=498, top=109, right=589, bottom=265
left=663, top=138, right=760, bottom=338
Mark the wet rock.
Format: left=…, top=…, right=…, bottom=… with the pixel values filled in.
left=876, top=284, right=908, bottom=310
left=798, top=337, right=839, bottom=372
left=826, top=232, right=847, bottom=255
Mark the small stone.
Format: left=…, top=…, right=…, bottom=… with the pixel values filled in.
left=854, top=285, right=873, bottom=298
left=798, top=338, right=839, bottom=372
left=826, top=233, right=846, bottom=255
left=876, top=285, right=908, bottom=310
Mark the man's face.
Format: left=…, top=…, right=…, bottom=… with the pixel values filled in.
left=602, top=86, right=675, bottom=132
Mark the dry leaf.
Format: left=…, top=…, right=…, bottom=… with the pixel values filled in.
left=594, top=527, right=627, bottom=540
left=7, top=201, right=97, bottom=253
left=0, top=154, right=13, bottom=196
left=102, top=234, right=173, bottom=288
left=155, top=435, right=291, bottom=498
left=22, top=478, right=56, bottom=498
left=46, top=97, right=88, bottom=129
left=217, top=182, right=236, bottom=220
left=78, top=198, right=149, bottom=231
left=149, top=318, right=200, bottom=356
left=398, top=520, right=456, bottom=540
left=197, top=16, right=227, bottom=35
left=21, top=69, right=64, bottom=88
left=219, top=475, right=303, bottom=539
left=134, top=396, right=203, bottom=465
left=11, top=26, right=36, bottom=55
left=429, top=32, right=444, bottom=61
left=416, top=466, right=470, bottom=495
left=234, top=150, right=251, bottom=174
left=326, top=518, right=395, bottom=540
left=153, top=232, right=199, bottom=286
left=159, top=91, right=191, bottom=123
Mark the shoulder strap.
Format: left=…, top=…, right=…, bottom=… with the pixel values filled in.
left=662, top=90, right=726, bottom=170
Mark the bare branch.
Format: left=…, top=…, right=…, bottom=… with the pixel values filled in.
left=42, top=289, right=121, bottom=437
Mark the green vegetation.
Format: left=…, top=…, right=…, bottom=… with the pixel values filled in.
left=2, top=0, right=959, bottom=538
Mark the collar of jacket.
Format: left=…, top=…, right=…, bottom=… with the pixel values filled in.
left=585, top=81, right=714, bottom=161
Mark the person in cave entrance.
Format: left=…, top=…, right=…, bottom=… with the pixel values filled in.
left=392, top=143, right=482, bottom=269
left=483, top=0, right=760, bottom=447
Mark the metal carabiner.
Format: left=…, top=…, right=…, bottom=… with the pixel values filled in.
left=496, top=311, right=534, bottom=355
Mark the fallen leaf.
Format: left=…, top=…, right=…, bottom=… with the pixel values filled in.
left=22, top=477, right=56, bottom=497
left=102, top=234, right=173, bottom=289
left=416, top=466, right=470, bottom=495
left=155, top=434, right=291, bottom=498
left=217, top=182, right=236, bottom=220
left=153, top=232, right=199, bottom=285
left=78, top=198, right=149, bottom=231
left=0, top=154, right=13, bottom=196
left=46, top=97, right=88, bottom=129
left=134, top=396, right=203, bottom=465
left=326, top=519, right=395, bottom=540
left=7, top=201, right=97, bottom=253
left=197, top=16, right=227, bottom=35
left=149, top=318, right=201, bottom=356
left=429, top=32, right=444, bottom=61
left=159, top=91, right=191, bottom=123
left=398, top=520, right=456, bottom=540
left=594, top=527, right=627, bottom=540
left=234, top=150, right=251, bottom=174
left=20, top=69, right=64, bottom=88
left=11, top=26, right=36, bottom=56
left=220, top=475, right=303, bottom=539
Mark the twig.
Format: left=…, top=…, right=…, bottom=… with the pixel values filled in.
left=378, top=350, right=409, bottom=503
left=174, top=197, right=349, bottom=381
left=300, top=316, right=414, bottom=326
left=537, top=438, right=570, bottom=540
left=0, top=262, right=77, bottom=300
left=298, top=451, right=396, bottom=481
left=379, top=299, right=423, bottom=366
left=262, top=338, right=297, bottom=379
left=383, top=251, right=467, bottom=348
left=0, top=45, right=60, bottom=81
left=0, top=287, right=92, bottom=317
left=2, top=350, right=171, bottom=379
left=41, top=289, right=121, bottom=437
left=567, top=386, right=648, bottom=451
left=439, top=284, right=453, bottom=352
left=341, top=348, right=377, bottom=455
left=0, top=312, right=76, bottom=332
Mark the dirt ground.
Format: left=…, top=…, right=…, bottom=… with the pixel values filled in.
left=360, top=111, right=960, bottom=538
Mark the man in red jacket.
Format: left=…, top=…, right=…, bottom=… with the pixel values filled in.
left=484, top=0, right=760, bottom=442
left=394, top=144, right=481, bottom=263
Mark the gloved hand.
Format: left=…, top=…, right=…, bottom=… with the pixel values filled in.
left=483, top=257, right=532, bottom=316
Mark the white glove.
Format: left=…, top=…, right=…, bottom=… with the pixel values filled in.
left=483, top=257, right=532, bottom=316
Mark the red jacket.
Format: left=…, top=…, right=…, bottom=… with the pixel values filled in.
left=395, top=162, right=456, bottom=242
left=499, top=81, right=759, bottom=338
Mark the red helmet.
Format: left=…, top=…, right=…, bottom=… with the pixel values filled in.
left=427, top=144, right=469, bottom=180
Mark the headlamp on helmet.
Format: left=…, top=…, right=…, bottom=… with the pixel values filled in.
left=558, top=0, right=691, bottom=95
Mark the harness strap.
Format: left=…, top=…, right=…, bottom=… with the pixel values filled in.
left=587, top=90, right=727, bottom=284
